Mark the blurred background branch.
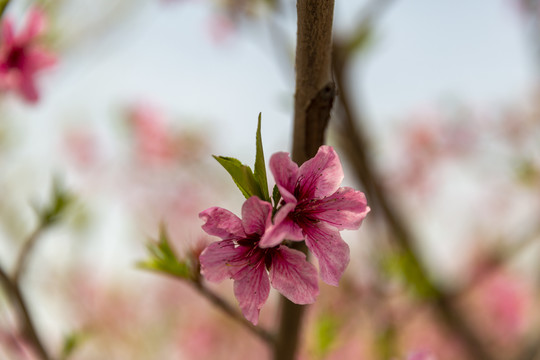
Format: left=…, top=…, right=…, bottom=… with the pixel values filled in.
left=0, top=257, right=50, bottom=360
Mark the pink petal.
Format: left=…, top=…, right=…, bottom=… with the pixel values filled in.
left=259, top=203, right=303, bottom=248
left=276, top=183, right=296, bottom=204
left=0, top=70, right=19, bottom=90
left=199, top=240, right=247, bottom=282
left=233, top=262, right=270, bottom=325
left=199, top=207, right=245, bottom=240
left=241, top=196, right=272, bottom=236
left=270, top=152, right=298, bottom=203
left=2, top=18, right=14, bottom=45
left=313, top=187, right=370, bottom=230
left=19, top=8, right=46, bottom=43
left=303, top=222, right=350, bottom=286
left=26, top=49, right=56, bottom=71
left=297, top=145, right=344, bottom=199
left=269, top=246, right=319, bottom=304
left=18, top=74, right=38, bottom=103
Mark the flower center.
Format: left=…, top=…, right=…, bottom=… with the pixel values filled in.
left=237, top=234, right=276, bottom=270
left=5, top=46, right=25, bottom=69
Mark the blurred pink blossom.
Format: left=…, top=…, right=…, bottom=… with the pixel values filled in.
left=63, top=128, right=100, bottom=169
left=0, top=7, right=56, bottom=103
left=473, top=269, right=530, bottom=342
left=128, top=103, right=176, bottom=164
left=208, top=14, right=236, bottom=43
left=387, top=108, right=477, bottom=197
left=406, top=350, right=437, bottom=360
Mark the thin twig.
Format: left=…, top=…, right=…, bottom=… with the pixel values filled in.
left=457, top=224, right=540, bottom=297
left=0, top=263, right=50, bottom=360
left=12, top=224, right=48, bottom=284
left=191, top=280, right=275, bottom=345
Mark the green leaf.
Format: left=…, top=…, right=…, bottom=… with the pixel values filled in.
left=39, top=178, right=75, bottom=225
left=272, top=184, right=281, bottom=208
left=138, top=225, right=192, bottom=279
left=254, top=113, right=270, bottom=201
left=516, top=158, right=539, bottom=186
left=312, top=314, right=340, bottom=358
left=60, top=331, right=86, bottom=360
left=374, top=326, right=397, bottom=360
left=345, top=21, right=373, bottom=55
left=213, top=155, right=263, bottom=199
left=382, top=250, right=436, bottom=299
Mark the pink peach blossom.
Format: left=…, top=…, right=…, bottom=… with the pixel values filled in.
left=260, top=145, right=370, bottom=286
left=406, top=350, right=437, bottom=360
left=0, top=8, right=56, bottom=103
left=199, top=196, right=319, bottom=325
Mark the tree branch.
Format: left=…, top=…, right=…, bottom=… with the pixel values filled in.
left=274, top=1, right=336, bottom=360
left=0, top=263, right=50, bottom=360
left=12, top=224, right=48, bottom=284
left=191, top=280, right=275, bottom=345
left=291, top=0, right=335, bottom=164
left=332, top=23, right=496, bottom=360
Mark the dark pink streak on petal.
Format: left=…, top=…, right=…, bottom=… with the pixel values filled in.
left=303, top=222, right=350, bottom=286
left=270, top=152, right=298, bottom=203
left=269, top=246, right=319, bottom=304
left=242, top=196, right=272, bottom=236
left=199, top=207, right=245, bottom=240
left=311, top=187, right=370, bottom=230
left=297, top=145, right=344, bottom=199
left=233, top=261, right=270, bottom=325
left=199, top=240, right=248, bottom=282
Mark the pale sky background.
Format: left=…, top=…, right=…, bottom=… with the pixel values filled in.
left=1, top=0, right=534, bottom=269
left=11, top=0, right=535, bottom=158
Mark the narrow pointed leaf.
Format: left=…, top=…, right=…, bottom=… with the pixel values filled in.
left=254, top=113, right=270, bottom=201
left=213, top=155, right=263, bottom=199
left=60, top=331, right=86, bottom=360
left=138, top=226, right=192, bottom=279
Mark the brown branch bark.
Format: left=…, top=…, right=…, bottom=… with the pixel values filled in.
left=273, top=1, right=336, bottom=360
left=0, top=264, right=50, bottom=360
left=13, top=224, right=48, bottom=284
left=291, top=0, right=335, bottom=164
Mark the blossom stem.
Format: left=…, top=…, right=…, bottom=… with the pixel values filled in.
left=0, top=263, right=51, bottom=360
left=192, top=279, right=275, bottom=345
left=13, top=222, right=50, bottom=283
